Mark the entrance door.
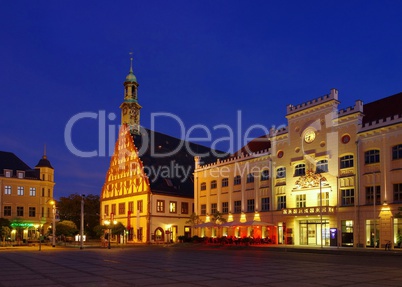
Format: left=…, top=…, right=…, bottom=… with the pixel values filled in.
left=308, top=224, right=317, bottom=245
left=300, top=225, right=308, bottom=245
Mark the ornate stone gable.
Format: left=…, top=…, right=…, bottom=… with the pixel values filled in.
left=294, top=170, right=327, bottom=189
left=101, top=124, right=150, bottom=199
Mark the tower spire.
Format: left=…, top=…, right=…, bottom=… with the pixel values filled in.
left=43, top=144, right=47, bottom=159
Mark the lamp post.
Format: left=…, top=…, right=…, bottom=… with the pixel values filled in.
left=104, top=219, right=117, bottom=249
left=52, top=203, right=56, bottom=247
left=373, top=172, right=377, bottom=248
left=80, top=194, right=85, bottom=250
left=320, top=177, right=323, bottom=249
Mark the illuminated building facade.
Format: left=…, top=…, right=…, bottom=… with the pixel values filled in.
left=100, top=60, right=224, bottom=243
left=194, top=89, right=402, bottom=248
left=0, top=150, right=55, bottom=242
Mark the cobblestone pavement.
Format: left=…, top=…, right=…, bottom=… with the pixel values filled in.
left=0, top=244, right=401, bottom=287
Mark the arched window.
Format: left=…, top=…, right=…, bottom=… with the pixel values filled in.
left=261, top=169, right=269, bottom=181
left=316, top=160, right=328, bottom=173
left=276, top=167, right=286, bottom=178
left=365, top=150, right=380, bottom=164
left=340, top=155, right=354, bottom=169
left=392, top=144, right=402, bottom=160
left=222, top=178, right=229, bottom=187
left=210, top=180, right=217, bottom=189
left=200, top=182, right=206, bottom=191
left=246, top=173, right=254, bottom=183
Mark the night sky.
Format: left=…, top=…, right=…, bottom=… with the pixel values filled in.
left=1, top=1, right=401, bottom=198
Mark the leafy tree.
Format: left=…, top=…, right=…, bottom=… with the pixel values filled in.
left=0, top=218, right=11, bottom=229
left=211, top=212, right=227, bottom=224
left=57, top=193, right=100, bottom=238
left=1, top=226, right=11, bottom=246
left=186, top=213, right=202, bottom=227
left=111, top=222, right=126, bottom=235
left=55, top=220, right=78, bottom=237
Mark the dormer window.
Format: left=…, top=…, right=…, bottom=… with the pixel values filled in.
left=17, top=171, right=25, bottom=179
left=4, top=169, right=12, bottom=178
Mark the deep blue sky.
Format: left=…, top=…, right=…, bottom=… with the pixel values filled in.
left=1, top=1, right=401, bottom=199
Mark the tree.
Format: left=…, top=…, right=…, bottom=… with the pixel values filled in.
left=186, top=213, right=202, bottom=227
left=57, top=193, right=100, bottom=238
left=55, top=220, right=78, bottom=237
left=1, top=226, right=11, bottom=246
left=211, top=212, right=227, bottom=224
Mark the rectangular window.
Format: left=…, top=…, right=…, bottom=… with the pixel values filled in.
left=17, top=171, right=24, bottom=179
left=246, top=173, right=254, bottom=183
left=296, top=194, right=306, bottom=208
left=169, top=201, right=177, bottom=213
left=342, top=189, right=355, bottom=206
left=4, top=186, right=11, bottom=195
left=30, top=187, right=36, bottom=196
left=394, top=184, right=402, bottom=202
left=222, top=202, right=229, bottom=214
left=211, top=203, right=217, bottom=214
left=277, top=196, right=286, bottom=210
left=210, top=180, right=217, bottom=189
left=222, top=178, right=229, bottom=187
left=42, top=188, right=45, bottom=197
left=200, top=204, right=206, bottom=215
left=137, top=200, right=143, bottom=213
left=365, top=150, right=380, bottom=164
left=261, top=197, right=270, bottom=211
left=5, top=170, right=12, bottom=177
left=29, top=207, right=36, bottom=217
left=17, top=186, right=24, bottom=196
left=246, top=199, right=255, bottom=212
left=318, top=192, right=330, bottom=206
left=234, top=200, right=241, bottom=213
left=17, top=206, right=24, bottom=217
left=366, top=186, right=381, bottom=205
left=104, top=205, right=109, bottom=216
left=157, top=200, right=165, bottom=212
left=234, top=175, right=241, bottom=185
left=128, top=201, right=134, bottom=213
left=181, top=202, right=189, bottom=214
left=119, top=203, right=125, bottom=215
left=111, top=204, right=116, bottom=215
left=340, top=155, right=354, bottom=169
left=392, top=144, right=402, bottom=160
left=4, top=206, right=11, bottom=216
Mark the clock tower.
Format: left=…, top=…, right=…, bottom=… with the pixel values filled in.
left=120, top=56, right=142, bottom=135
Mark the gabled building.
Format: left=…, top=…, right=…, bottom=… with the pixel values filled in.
left=194, top=89, right=402, bottom=248
left=100, top=60, right=226, bottom=243
left=0, top=150, right=55, bottom=242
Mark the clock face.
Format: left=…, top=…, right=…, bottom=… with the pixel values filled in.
left=304, top=129, right=316, bottom=143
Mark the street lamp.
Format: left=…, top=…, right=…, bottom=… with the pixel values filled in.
left=80, top=194, right=85, bottom=250
left=104, top=219, right=117, bottom=249
left=46, top=200, right=56, bottom=248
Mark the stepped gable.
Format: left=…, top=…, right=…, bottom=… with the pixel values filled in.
left=0, top=151, right=39, bottom=179
left=233, top=134, right=270, bottom=157
left=363, top=92, right=402, bottom=125
left=133, top=128, right=228, bottom=197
